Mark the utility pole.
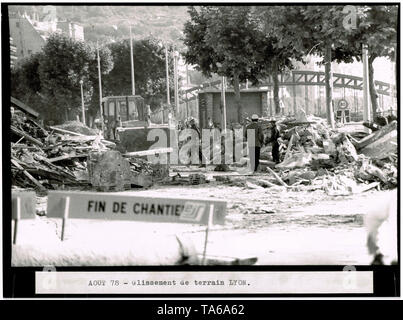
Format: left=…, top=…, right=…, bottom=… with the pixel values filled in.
left=129, top=25, right=135, bottom=95
left=185, top=64, right=189, bottom=118
left=80, top=79, right=85, bottom=125
left=325, top=44, right=335, bottom=128
left=173, top=50, right=179, bottom=116
left=97, top=42, right=104, bottom=133
left=221, top=76, right=227, bottom=132
left=362, top=44, right=371, bottom=123
left=165, top=45, right=170, bottom=106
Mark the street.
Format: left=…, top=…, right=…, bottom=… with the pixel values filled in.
left=12, top=182, right=395, bottom=266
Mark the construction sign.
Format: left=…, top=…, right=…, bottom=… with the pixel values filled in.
left=46, top=191, right=226, bottom=225
left=12, top=191, right=36, bottom=220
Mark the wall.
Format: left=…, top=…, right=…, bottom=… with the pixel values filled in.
left=198, top=90, right=268, bottom=128
left=9, top=18, right=46, bottom=61
left=57, top=21, right=85, bottom=41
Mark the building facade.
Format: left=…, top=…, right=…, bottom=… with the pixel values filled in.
left=198, top=89, right=269, bottom=129
left=10, top=37, right=18, bottom=69
left=9, top=11, right=84, bottom=64
left=9, top=15, right=46, bottom=62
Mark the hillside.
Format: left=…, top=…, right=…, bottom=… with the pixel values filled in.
left=8, top=5, right=189, bottom=48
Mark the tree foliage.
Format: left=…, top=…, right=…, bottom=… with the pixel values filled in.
left=183, top=6, right=277, bottom=122
left=103, top=38, right=175, bottom=110
left=35, top=33, right=113, bottom=122
left=255, top=6, right=310, bottom=113
left=344, top=5, right=398, bottom=115
left=11, top=53, right=44, bottom=116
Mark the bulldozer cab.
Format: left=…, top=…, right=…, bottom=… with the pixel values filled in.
left=102, top=95, right=146, bottom=140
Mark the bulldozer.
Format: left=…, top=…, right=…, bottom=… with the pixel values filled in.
left=101, top=95, right=172, bottom=154
left=97, top=95, right=173, bottom=188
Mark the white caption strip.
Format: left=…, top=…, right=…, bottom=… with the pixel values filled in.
left=36, top=271, right=373, bottom=294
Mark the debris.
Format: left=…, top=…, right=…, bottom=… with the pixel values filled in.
left=11, top=125, right=44, bottom=147
left=266, top=166, right=288, bottom=187
left=10, top=109, right=159, bottom=191
left=250, top=206, right=275, bottom=214
left=189, top=173, right=207, bottom=185
left=360, top=128, right=397, bottom=159
left=48, top=152, right=89, bottom=163
left=11, top=158, right=46, bottom=191
left=276, top=152, right=312, bottom=169
left=52, top=121, right=99, bottom=136
left=355, top=121, right=397, bottom=150
left=250, top=114, right=398, bottom=191
left=214, top=164, right=231, bottom=172
left=295, top=108, right=308, bottom=122
left=87, top=150, right=132, bottom=191
left=248, top=178, right=278, bottom=188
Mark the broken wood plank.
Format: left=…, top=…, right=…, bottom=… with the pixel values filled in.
left=48, top=153, right=89, bottom=163
left=11, top=126, right=44, bottom=147
left=358, top=182, right=380, bottom=193
left=11, top=96, right=39, bottom=118
left=33, top=154, right=77, bottom=179
left=249, top=178, right=278, bottom=188
left=60, top=135, right=98, bottom=142
left=359, top=129, right=397, bottom=159
left=27, top=118, right=48, bottom=136
left=48, top=126, right=85, bottom=136
left=356, top=121, right=397, bottom=150
left=123, top=147, right=173, bottom=157
left=284, top=134, right=295, bottom=160
left=11, top=158, right=46, bottom=191
left=266, top=166, right=288, bottom=187
left=11, top=144, right=39, bottom=150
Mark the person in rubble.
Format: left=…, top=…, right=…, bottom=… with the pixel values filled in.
left=267, top=119, right=281, bottom=164
left=244, top=114, right=264, bottom=173
left=189, top=118, right=207, bottom=167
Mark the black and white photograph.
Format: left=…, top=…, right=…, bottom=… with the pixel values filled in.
left=2, top=2, right=399, bottom=296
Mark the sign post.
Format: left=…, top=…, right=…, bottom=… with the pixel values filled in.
left=12, top=191, right=36, bottom=244
left=61, top=196, right=70, bottom=241
left=13, top=197, right=20, bottom=244
left=201, top=204, right=214, bottom=265
left=362, top=44, right=371, bottom=123
left=47, top=191, right=227, bottom=241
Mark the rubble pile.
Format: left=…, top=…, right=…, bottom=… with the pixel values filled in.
left=10, top=112, right=156, bottom=191
left=220, top=115, right=397, bottom=194
left=53, top=121, right=99, bottom=136
left=266, top=116, right=398, bottom=192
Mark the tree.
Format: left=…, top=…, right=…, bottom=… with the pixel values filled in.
left=11, top=34, right=113, bottom=124
left=37, top=33, right=113, bottom=123
left=38, top=34, right=94, bottom=122
left=103, top=38, right=175, bottom=110
left=281, top=5, right=397, bottom=122
left=11, top=53, right=42, bottom=101
left=183, top=6, right=275, bottom=123
left=343, top=5, right=397, bottom=117
left=283, top=6, right=362, bottom=126
left=11, top=53, right=44, bottom=117
left=255, top=6, right=310, bottom=114
left=86, top=43, right=113, bottom=120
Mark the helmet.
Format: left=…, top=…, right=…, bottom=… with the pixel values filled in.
left=251, top=114, right=259, bottom=120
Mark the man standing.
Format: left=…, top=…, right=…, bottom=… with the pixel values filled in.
left=245, top=114, right=264, bottom=173
left=189, top=118, right=207, bottom=167
left=267, top=119, right=281, bottom=163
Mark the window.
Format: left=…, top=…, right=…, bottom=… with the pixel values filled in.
left=128, top=100, right=138, bottom=120
left=119, top=101, right=128, bottom=121
left=108, top=101, right=115, bottom=116
left=16, top=22, right=20, bottom=28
